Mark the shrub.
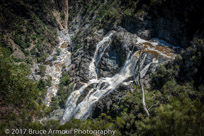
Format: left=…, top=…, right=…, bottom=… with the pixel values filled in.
left=23, top=49, right=29, bottom=56
left=60, top=76, right=70, bottom=85
left=25, top=58, right=33, bottom=64
left=60, top=12, right=65, bottom=20
left=46, top=76, right=52, bottom=87
left=37, top=52, right=48, bottom=63
left=56, top=48, right=61, bottom=56
left=39, top=65, right=46, bottom=76
left=37, top=79, right=46, bottom=90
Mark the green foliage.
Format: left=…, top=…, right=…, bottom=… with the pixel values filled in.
left=135, top=44, right=204, bottom=135
left=39, top=65, right=46, bottom=76
left=56, top=48, right=61, bottom=56
left=136, top=93, right=204, bottom=136
left=23, top=49, right=30, bottom=56
left=37, top=79, right=46, bottom=90
left=31, top=34, right=37, bottom=41
left=0, top=46, right=50, bottom=133
left=0, top=0, right=58, bottom=63
left=60, top=12, right=65, bottom=20
left=134, top=10, right=146, bottom=18
left=46, top=76, right=52, bottom=87
left=30, top=47, right=36, bottom=55
left=25, top=57, right=33, bottom=65
left=0, top=46, right=39, bottom=107
left=50, top=96, right=59, bottom=110
left=37, top=52, right=48, bottom=63
left=150, top=0, right=167, bottom=5
left=116, top=117, right=125, bottom=129
left=53, top=54, right=57, bottom=60
left=57, top=75, right=72, bottom=108
left=60, top=76, right=70, bottom=86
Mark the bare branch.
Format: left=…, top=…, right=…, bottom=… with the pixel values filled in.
left=148, top=102, right=159, bottom=111
left=136, top=51, right=150, bottom=117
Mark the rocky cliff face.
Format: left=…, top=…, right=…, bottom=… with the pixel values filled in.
left=68, top=0, right=204, bottom=46
left=62, top=26, right=178, bottom=122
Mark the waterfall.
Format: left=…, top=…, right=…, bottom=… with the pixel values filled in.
left=61, top=31, right=175, bottom=124
left=61, top=42, right=158, bottom=124
left=89, top=32, right=115, bottom=79
left=72, top=50, right=140, bottom=120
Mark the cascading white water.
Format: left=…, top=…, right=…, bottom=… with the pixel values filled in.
left=89, top=32, right=114, bottom=79
left=61, top=32, right=115, bottom=123
left=44, top=30, right=71, bottom=106
left=73, top=50, right=141, bottom=120
left=60, top=31, right=166, bottom=124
